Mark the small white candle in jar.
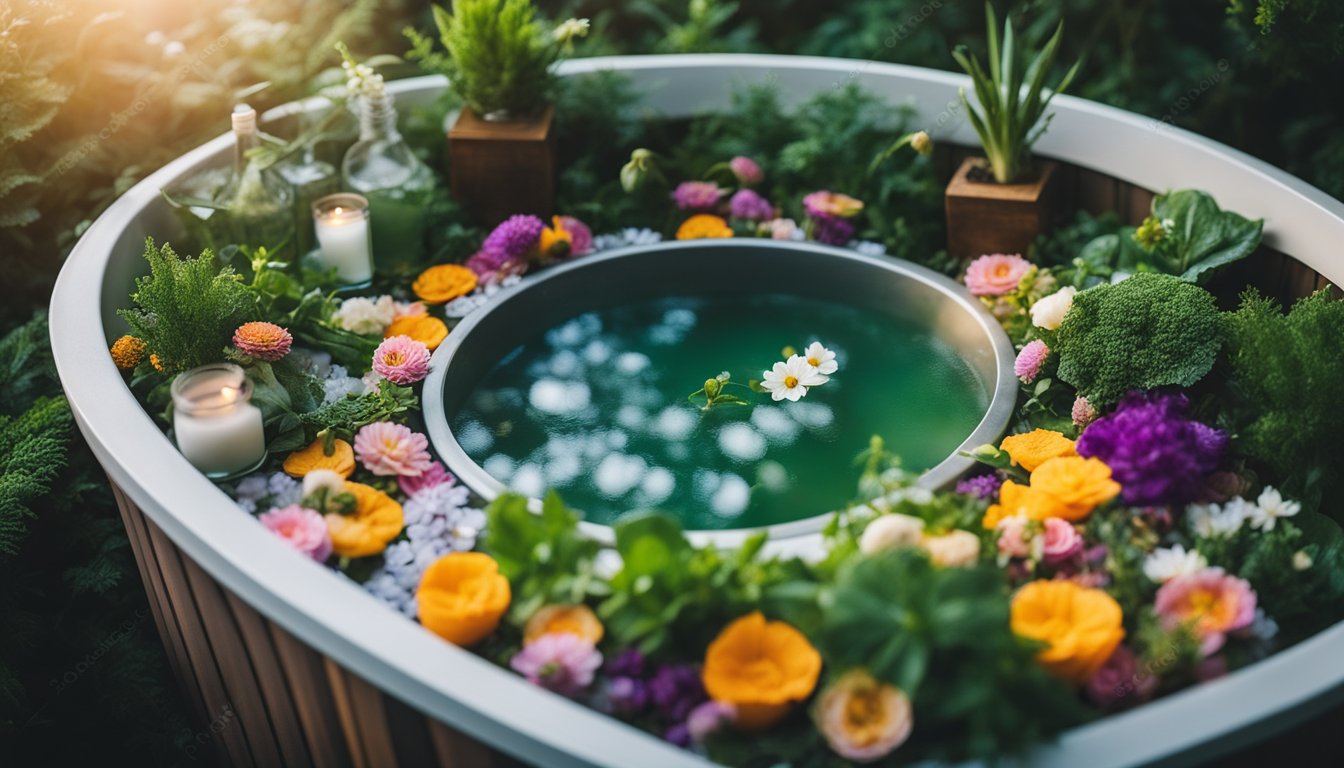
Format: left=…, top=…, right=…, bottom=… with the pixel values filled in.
left=171, top=363, right=267, bottom=478
left=312, top=192, right=373, bottom=285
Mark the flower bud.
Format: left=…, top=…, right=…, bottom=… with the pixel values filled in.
left=910, top=130, right=932, bottom=156
left=703, top=378, right=721, bottom=399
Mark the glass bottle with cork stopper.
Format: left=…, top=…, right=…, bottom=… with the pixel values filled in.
left=213, top=105, right=296, bottom=258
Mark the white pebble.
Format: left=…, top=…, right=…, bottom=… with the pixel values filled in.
left=455, top=420, right=493, bottom=454
left=582, top=340, right=612, bottom=365
left=594, top=453, right=646, bottom=498
left=663, top=308, right=697, bottom=329
left=529, top=379, right=591, bottom=415
left=710, top=474, right=750, bottom=517
left=756, top=460, right=790, bottom=492
left=718, top=423, right=767, bottom=462
left=544, top=452, right=583, bottom=485
left=615, top=352, right=651, bottom=375
left=641, top=467, right=676, bottom=504
left=548, top=349, right=583, bottom=378
left=605, top=430, right=629, bottom=449
left=616, top=405, right=647, bottom=430
left=788, top=401, right=835, bottom=430
left=483, top=454, right=515, bottom=482
left=511, top=464, right=546, bottom=497
left=751, top=406, right=802, bottom=443
left=546, top=313, right=601, bottom=348
left=651, top=407, right=697, bottom=441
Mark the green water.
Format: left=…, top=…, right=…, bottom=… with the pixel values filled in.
left=450, top=294, right=987, bottom=530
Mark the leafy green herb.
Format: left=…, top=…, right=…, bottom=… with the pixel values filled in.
left=297, top=383, right=419, bottom=446
left=482, top=492, right=606, bottom=625
left=1055, top=273, right=1223, bottom=405
left=117, top=238, right=253, bottom=374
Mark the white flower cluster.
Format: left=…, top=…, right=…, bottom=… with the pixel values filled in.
left=363, top=481, right=486, bottom=617
left=342, top=57, right=385, bottom=100
left=1186, top=486, right=1301, bottom=539
left=1143, top=544, right=1208, bottom=583
left=553, top=17, right=591, bottom=45
left=333, top=295, right=396, bottom=335
left=233, top=472, right=302, bottom=515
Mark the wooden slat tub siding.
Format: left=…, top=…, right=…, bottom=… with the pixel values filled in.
left=223, top=589, right=316, bottom=767
left=428, top=718, right=505, bottom=768
left=325, top=658, right=401, bottom=768
left=269, top=622, right=355, bottom=768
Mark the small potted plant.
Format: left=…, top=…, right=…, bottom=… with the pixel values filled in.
left=406, top=0, right=588, bottom=227
left=944, top=3, right=1079, bottom=262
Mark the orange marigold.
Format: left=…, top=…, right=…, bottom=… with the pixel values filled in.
left=417, top=552, right=511, bottom=647
left=110, top=335, right=147, bottom=370
left=384, top=315, right=449, bottom=352
left=1000, top=429, right=1077, bottom=472
left=413, top=264, right=478, bottom=304
left=983, top=480, right=1066, bottom=528
left=702, top=612, right=822, bottom=731
left=538, top=215, right=574, bottom=257
left=1011, top=580, right=1125, bottom=684
left=1029, top=456, right=1121, bottom=521
left=676, top=214, right=734, bottom=241
left=523, top=603, right=604, bottom=646
left=282, top=436, right=355, bottom=479
left=325, top=482, right=404, bottom=558
left=149, top=353, right=166, bottom=372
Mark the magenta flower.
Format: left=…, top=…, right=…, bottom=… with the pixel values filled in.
left=956, top=472, right=1002, bottom=499
left=399, top=461, right=455, bottom=496
left=1072, top=395, right=1098, bottom=428
left=557, top=215, right=594, bottom=256
left=1086, top=645, right=1158, bottom=709
left=482, top=214, right=545, bottom=260
left=1154, top=567, right=1257, bottom=655
left=233, top=321, right=293, bottom=361
left=803, top=190, right=864, bottom=219
left=354, top=421, right=433, bottom=477
left=813, top=216, right=854, bottom=245
left=964, top=253, right=1032, bottom=296
left=729, top=155, right=762, bottom=185
left=686, top=700, right=737, bottom=744
left=372, top=335, right=431, bottom=385
left=1041, top=518, right=1084, bottom=564
left=673, top=181, right=726, bottom=211
left=510, top=632, right=603, bottom=697
left=728, top=188, right=773, bottom=221
left=1014, top=339, right=1050, bottom=383
left=259, top=505, right=332, bottom=562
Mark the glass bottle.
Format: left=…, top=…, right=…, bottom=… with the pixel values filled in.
left=276, top=110, right=340, bottom=257
left=342, top=87, right=434, bottom=272
left=214, top=106, right=296, bottom=258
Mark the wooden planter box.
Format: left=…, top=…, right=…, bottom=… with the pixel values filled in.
left=448, top=105, right=556, bottom=228
left=945, top=156, right=1058, bottom=262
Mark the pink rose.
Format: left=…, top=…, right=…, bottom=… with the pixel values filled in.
left=964, top=253, right=1032, bottom=296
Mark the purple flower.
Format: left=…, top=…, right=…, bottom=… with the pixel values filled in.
left=728, top=188, right=773, bottom=221
left=649, top=663, right=706, bottom=722
left=1014, top=339, right=1050, bottom=384
left=1077, top=390, right=1227, bottom=506
left=605, top=676, right=649, bottom=715
left=686, top=700, right=736, bottom=744
left=1086, top=645, right=1158, bottom=709
left=813, top=216, right=854, bottom=246
left=482, top=214, right=545, bottom=260
left=956, top=473, right=1002, bottom=499
left=729, top=156, right=762, bottom=185
left=509, top=633, right=603, bottom=698
left=604, top=648, right=646, bottom=678
left=664, top=723, right=692, bottom=747
left=673, top=181, right=725, bottom=211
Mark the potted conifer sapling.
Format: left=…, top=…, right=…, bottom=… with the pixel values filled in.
left=944, top=4, right=1079, bottom=261
left=406, top=0, right=588, bottom=227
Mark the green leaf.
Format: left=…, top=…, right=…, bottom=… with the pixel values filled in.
left=1150, top=189, right=1264, bottom=282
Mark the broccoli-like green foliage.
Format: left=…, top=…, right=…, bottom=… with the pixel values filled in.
left=1222, top=289, right=1344, bottom=512
left=1055, top=273, right=1222, bottom=405
left=117, top=238, right=253, bottom=374
left=0, top=396, right=72, bottom=556
left=298, top=383, right=419, bottom=444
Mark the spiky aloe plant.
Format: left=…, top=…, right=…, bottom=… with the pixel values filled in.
left=952, top=4, right=1080, bottom=184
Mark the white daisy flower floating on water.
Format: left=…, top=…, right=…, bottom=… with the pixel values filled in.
left=761, top=355, right=828, bottom=402
left=802, top=341, right=839, bottom=375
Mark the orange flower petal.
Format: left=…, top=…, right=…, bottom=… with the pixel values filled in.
left=413, top=264, right=478, bottom=304
left=325, top=482, right=404, bottom=558
left=283, top=437, right=355, bottom=478
left=1000, top=429, right=1077, bottom=472
left=676, top=214, right=734, bottom=240
left=417, top=552, right=511, bottom=647
left=1029, top=456, right=1121, bottom=521
left=384, top=315, right=449, bottom=352
left=703, top=612, right=822, bottom=731
left=1011, top=580, right=1125, bottom=684
left=523, top=604, right=604, bottom=646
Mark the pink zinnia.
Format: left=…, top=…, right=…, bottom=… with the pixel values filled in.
left=354, top=421, right=433, bottom=477
left=729, top=156, right=762, bottom=185
left=557, top=215, right=594, bottom=256
left=1041, top=518, right=1084, bottom=564
left=803, top=190, right=864, bottom=220
left=233, top=321, right=293, bottom=361
left=509, top=632, right=603, bottom=697
left=729, top=188, right=773, bottom=221
left=964, top=253, right=1032, bottom=296
left=1072, top=395, right=1098, bottom=428
left=259, top=505, right=332, bottom=562
left=1154, top=567, right=1257, bottom=655
left=996, top=515, right=1031, bottom=559
left=1014, top=339, right=1050, bottom=383
left=399, top=461, right=455, bottom=496
left=372, top=335, right=431, bottom=385
left=672, top=181, right=725, bottom=211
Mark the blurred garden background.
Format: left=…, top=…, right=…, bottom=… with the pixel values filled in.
left=2, top=0, right=1342, bottom=764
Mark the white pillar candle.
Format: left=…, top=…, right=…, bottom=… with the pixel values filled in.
left=312, top=193, right=373, bottom=285
left=171, top=363, right=267, bottom=478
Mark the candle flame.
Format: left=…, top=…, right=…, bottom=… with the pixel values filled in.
left=333, top=206, right=344, bottom=215
left=220, top=386, right=237, bottom=403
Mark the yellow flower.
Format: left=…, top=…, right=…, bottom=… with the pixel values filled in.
left=149, top=353, right=166, bottom=372
left=282, top=437, right=355, bottom=479
left=817, top=669, right=914, bottom=762
left=920, top=529, right=981, bottom=567
left=384, top=315, right=449, bottom=352
left=702, top=612, right=822, bottom=731
left=523, top=604, right=604, bottom=646
left=676, top=214, right=734, bottom=240
left=325, top=482, right=403, bottom=558
left=412, top=264, right=478, bottom=304
left=999, top=429, right=1077, bottom=472
left=537, top=215, right=574, bottom=257
left=417, top=552, right=511, bottom=647
left=110, top=335, right=147, bottom=370
left=983, top=480, right=1062, bottom=528
left=1029, top=456, right=1121, bottom=521
left=1011, top=580, right=1125, bottom=684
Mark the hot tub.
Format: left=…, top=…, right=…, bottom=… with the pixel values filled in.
left=49, top=55, right=1344, bottom=768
